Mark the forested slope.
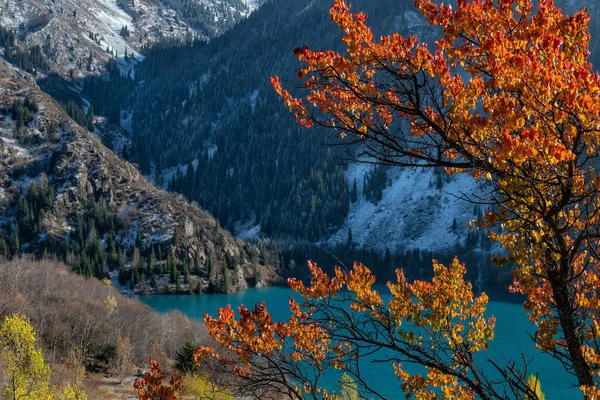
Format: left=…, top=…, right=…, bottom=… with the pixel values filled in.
left=85, top=0, right=420, bottom=241
left=0, top=60, right=279, bottom=294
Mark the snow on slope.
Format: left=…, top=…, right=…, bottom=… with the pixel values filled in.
left=242, top=0, right=261, bottom=15
left=1, top=0, right=195, bottom=78
left=83, top=0, right=140, bottom=62
left=328, top=163, right=484, bottom=253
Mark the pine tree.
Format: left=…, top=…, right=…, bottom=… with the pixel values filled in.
left=350, top=179, right=358, bottom=203
left=117, top=248, right=125, bottom=269
left=169, top=255, right=177, bottom=284
left=150, top=247, right=157, bottom=271
left=172, top=229, right=179, bottom=248
left=175, top=342, right=201, bottom=374
left=183, top=259, right=190, bottom=284
left=175, top=271, right=181, bottom=292
left=135, top=229, right=142, bottom=248
left=10, top=225, right=19, bottom=257
left=131, top=267, right=139, bottom=289
left=207, top=255, right=214, bottom=280
left=0, top=237, right=7, bottom=259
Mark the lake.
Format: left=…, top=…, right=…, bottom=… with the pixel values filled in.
left=140, top=287, right=578, bottom=399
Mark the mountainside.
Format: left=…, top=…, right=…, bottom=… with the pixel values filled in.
left=0, top=0, right=269, bottom=79
left=0, top=0, right=194, bottom=77
left=84, top=0, right=419, bottom=244
left=85, top=0, right=600, bottom=251
left=81, top=0, right=481, bottom=251
left=160, top=0, right=271, bottom=37
left=326, top=165, right=485, bottom=253
left=0, top=59, right=279, bottom=294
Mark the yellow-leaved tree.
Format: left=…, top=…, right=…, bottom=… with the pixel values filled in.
left=1, top=314, right=54, bottom=400
left=0, top=314, right=87, bottom=400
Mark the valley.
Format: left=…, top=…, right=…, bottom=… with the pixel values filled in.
left=0, top=0, right=598, bottom=398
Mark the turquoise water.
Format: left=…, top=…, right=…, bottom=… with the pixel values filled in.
left=140, top=287, right=579, bottom=399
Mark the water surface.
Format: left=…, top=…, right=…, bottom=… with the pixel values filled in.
left=140, top=287, right=577, bottom=399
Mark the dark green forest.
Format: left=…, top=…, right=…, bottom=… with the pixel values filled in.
left=82, top=0, right=416, bottom=241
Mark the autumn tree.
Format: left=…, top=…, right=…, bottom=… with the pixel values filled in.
left=0, top=314, right=88, bottom=400
left=114, top=336, right=135, bottom=383
left=198, top=0, right=600, bottom=398
left=181, top=373, right=234, bottom=400
left=338, top=373, right=358, bottom=400
left=0, top=314, right=53, bottom=400
left=134, top=358, right=184, bottom=400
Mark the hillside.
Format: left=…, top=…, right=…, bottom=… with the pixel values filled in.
left=0, top=0, right=270, bottom=79
left=83, top=0, right=415, bottom=244
left=0, top=59, right=280, bottom=294
left=80, top=0, right=481, bottom=252
left=0, top=258, right=208, bottom=398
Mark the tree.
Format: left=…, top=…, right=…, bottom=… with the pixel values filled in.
left=56, top=385, right=88, bottom=400
left=350, top=179, right=358, bottom=203
left=194, top=251, right=201, bottom=274
left=175, top=342, right=201, bottom=374
left=338, top=373, right=358, bottom=400
left=182, top=373, right=233, bottom=400
left=150, top=247, right=157, bottom=271
left=114, top=337, right=135, bottom=383
left=207, top=255, right=215, bottom=280
left=0, top=237, right=8, bottom=259
left=9, top=225, right=19, bottom=257
left=198, top=260, right=505, bottom=399
left=526, top=375, right=545, bottom=400
left=199, top=0, right=600, bottom=398
left=0, top=314, right=53, bottom=400
left=134, top=358, right=183, bottom=400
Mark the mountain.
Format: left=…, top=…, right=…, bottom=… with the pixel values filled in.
left=0, top=0, right=193, bottom=77
left=0, top=59, right=280, bottom=293
left=0, top=0, right=270, bottom=79
left=83, top=0, right=600, bottom=249
left=73, top=0, right=510, bottom=296
left=160, top=0, right=271, bottom=37
left=9, top=0, right=594, bottom=297
left=82, top=0, right=418, bottom=244
left=80, top=0, right=475, bottom=250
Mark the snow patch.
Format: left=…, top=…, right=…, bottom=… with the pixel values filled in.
left=234, top=220, right=261, bottom=240
left=328, top=164, right=484, bottom=253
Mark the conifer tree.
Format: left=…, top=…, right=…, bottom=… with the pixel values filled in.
left=10, top=225, right=19, bottom=257
left=350, top=179, right=358, bottom=203
left=0, top=237, right=7, bottom=259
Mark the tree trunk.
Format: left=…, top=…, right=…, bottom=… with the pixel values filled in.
left=549, top=271, right=595, bottom=391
